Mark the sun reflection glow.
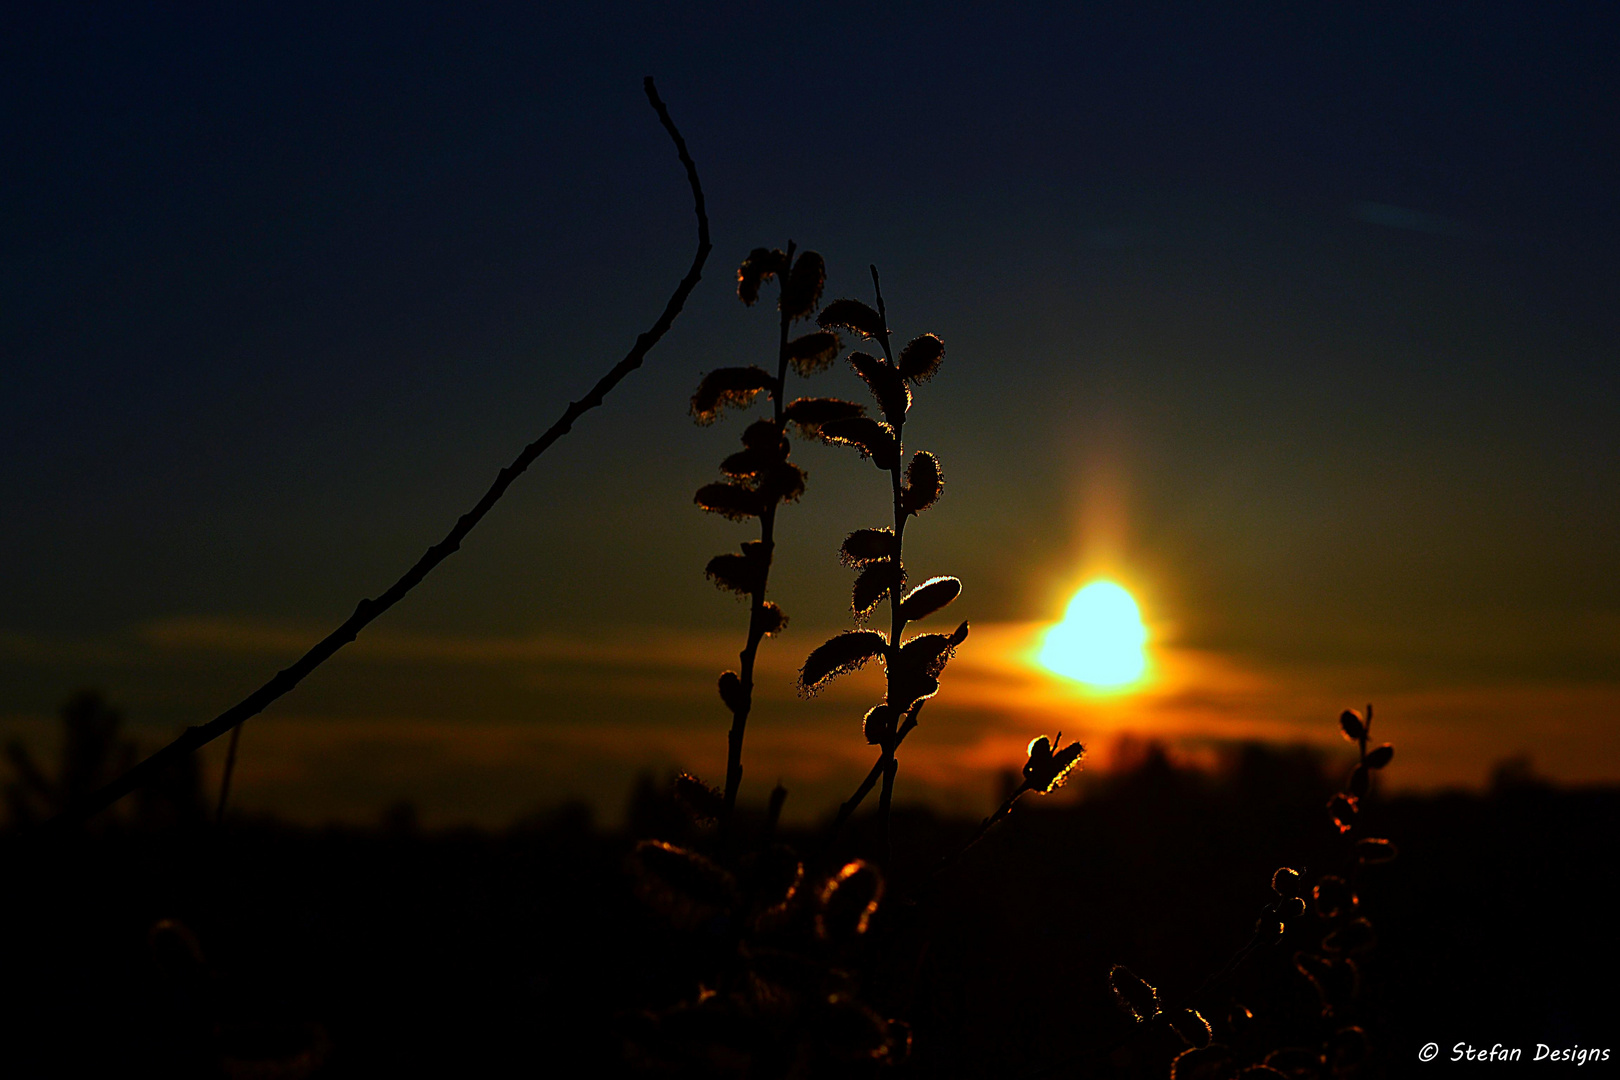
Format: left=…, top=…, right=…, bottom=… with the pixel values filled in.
left=1038, top=580, right=1147, bottom=688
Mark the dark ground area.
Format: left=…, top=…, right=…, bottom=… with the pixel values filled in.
left=1, top=742, right=1614, bottom=1078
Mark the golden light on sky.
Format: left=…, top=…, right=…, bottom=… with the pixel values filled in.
left=1037, top=580, right=1148, bottom=689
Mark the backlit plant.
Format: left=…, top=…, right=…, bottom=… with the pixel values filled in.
left=1098, top=707, right=1399, bottom=1079
left=689, top=243, right=863, bottom=839
left=795, top=268, right=968, bottom=861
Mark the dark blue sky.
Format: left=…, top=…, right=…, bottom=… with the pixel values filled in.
left=2, top=3, right=1616, bottom=808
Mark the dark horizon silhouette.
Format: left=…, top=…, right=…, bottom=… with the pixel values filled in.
left=3, top=689, right=1611, bottom=1075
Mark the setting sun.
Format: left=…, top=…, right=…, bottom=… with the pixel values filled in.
left=1038, top=580, right=1148, bottom=687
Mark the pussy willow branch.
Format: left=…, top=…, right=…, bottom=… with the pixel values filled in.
left=39, top=76, right=710, bottom=837
left=871, top=265, right=908, bottom=865
left=720, top=241, right=796, bottom=845
left=1194, top=705, right=1382, bottom=1002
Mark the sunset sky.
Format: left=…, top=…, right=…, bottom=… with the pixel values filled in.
left=3, top=3, right=1616, bottom=825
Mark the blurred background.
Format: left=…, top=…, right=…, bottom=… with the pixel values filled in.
left=2, top=2, right=1616, bottom=827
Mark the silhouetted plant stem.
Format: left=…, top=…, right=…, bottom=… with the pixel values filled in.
left=39, top=77, right=710, bottom=837
left=720, top=243, right=797, bottom=847
left=877, top=756, right=898, bottom=864
left=824, top=707, right=922, bottom=851
left=801, top=263, right=959, bottom=865
left=871, top=265, right=908, bottom=864
left=932, top=780, right=1032, bottom=879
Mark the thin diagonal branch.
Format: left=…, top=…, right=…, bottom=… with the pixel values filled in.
left=924, top=780, right=1031, bottom=888
left=40, top=76, right=710, bottom=837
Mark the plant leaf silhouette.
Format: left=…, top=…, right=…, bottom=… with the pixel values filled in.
left=757, top=462, right=807, bottom=505
left=816, top=860, right=884, bottom=942
left=695, top=482, right=762, bottom=521
left=717, top=671, right=746, bottom=713
left=1314, top=875, right=1358, bottom=919
left=1327, top=792, right=1358, bottom=833
left=895, top=621, right=969, bottom=677
left=852, top=562, right=896, bottom=619
left=896, top=333, right=944, bottom=381
left=889, top=624, right=967, bottom=707
left=740, top=418, right=789, bottom=456
left=753, top=601, right=788, bottom=637
left=705, top=552, right=762, bottom=595
left=1167, top=1008, right=1213, bottom=1049
left=690, top=366, right=775, bottom=425
left=800, top=631, right=888, bottom=693
left=840, top=528, right=897, bottom=566
left=1339, top=709, right=1366, bottom=741
left=817, top=298, right=884, bottom=338
left=1022, top=733, right=1085, bottom=793
left=627, top=839, right=738, bottom=933
left=783, top=396, right=865, bottom=437
left=780, top=250, right=826, bottom=319
left=902, top=451, right=943, bottom=514
left=897, top=576, right=960, bottom=622
left=1271, top=867, right=1305, bottom=897
left=784, top=330, right=842, bottom=375
left=737, top=247, right=788, bottom=306
left=863, top=704, right=897, bottom=745
left=849, top=351, right=910, bottom=421
left=1109, top=964, right=1161, bottom=1022
left=819, top=416, right=899, bottom=469
left=1293, top=953, right=1360, bottom=1016
left=718, top=449, right=765, bottom=479
left=673, top=773, right=725, bottom=823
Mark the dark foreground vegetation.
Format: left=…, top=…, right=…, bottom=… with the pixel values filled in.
left=1, top=740, right=1610, bottom=1078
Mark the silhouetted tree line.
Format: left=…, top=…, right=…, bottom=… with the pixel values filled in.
left=5, top=691, right=205, bottom=832
left=1, top=695, right=1611, bottom=1076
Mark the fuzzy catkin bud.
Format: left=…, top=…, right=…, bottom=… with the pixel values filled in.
left=800, top=630, right=888, bottom=694
left=897, top=333, right=944, bottom=382
left=897, top=576, right=961, bottom=622
left=817, top=298, right=884, bottom=339
left=1108, top=965, right=1160, bottom=1022
left=1272, top=867, right=1304, bottom=897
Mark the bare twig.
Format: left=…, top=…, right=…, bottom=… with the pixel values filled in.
left=928, top=779, right=1031, bottom=884
left=41, top=77, right=711, bottom=837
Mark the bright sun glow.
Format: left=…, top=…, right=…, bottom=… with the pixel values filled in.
left=1039, top=580, right=1147, bottom=687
